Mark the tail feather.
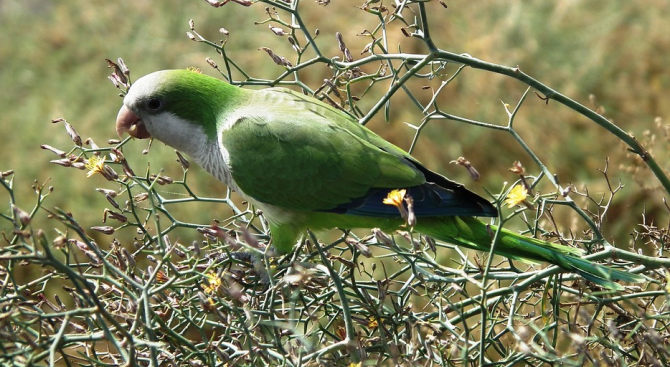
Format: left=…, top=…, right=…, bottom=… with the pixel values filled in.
left=561, top=256, right=643, bottom=286
left=416, top=216, right=643, bottom=290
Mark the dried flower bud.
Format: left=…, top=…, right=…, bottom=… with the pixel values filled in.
left=175, top=150, right=190, bottom=169
left=96, top=188, right=117, bottom=198
left=50, top=159, right=70, bottom=167
left=91, top=226, right=115, bottom=235
left=1, top=170, right=14, bottom=178
left=173, top=246, right=186, bottom=258
left=53, top=119, right=82, bottom=146
left=509, top=161, right=525, bottom=175
left=100, top=165, right=118, bottom=181
left=205, top=57, right=218, bottom=69
left=70, top=239, right=89, bottom=252
left=219, top=27, right=229, bottom=35
left=189, top=19, right=195, bottom=30
left=54, top=294, right=66, bottom=311
left=108, top=148, right=122, bottom=162
left=450, top=157, right=481, bottom=181
left=71, top=162, right=86, bottom=170
left=196, top=228, right=214, bottom=243
left=346, top=237, right=372, bottom=257
left=105, top=58, right=129, bottom=86
left=40, top=145, right=66, bottom=157
left=85, top=250, right=102, bottom=265
left=332, top=255, right=354, bottom=269
left=557, top=186, right=571, bottom=199
left=335, top=32, right=346, bottom=51
left=258, top=47, right=293, bottom=67
left=323, top=79, right=341, bottom=98
left=162, top=234, right=172, bottom=248
left=269, top=24, right=286, bottom=36
left=120, top=159, right=135, bottom=177
left=379, top=64, right=388, bottom=77
left=372, top=228, right=393, bottom=246
left=53, top=235, right=67, bottom=249
left=134, top=193, right=149, bottom=203
left=425, top=236, right=436, bottom=252
left=108, top=74, right=120, bottom=88
left=344, top=48, right=353, bottom=62
left=104, top=209, right=127, bottom=223
left=186, top=32, right=197, bottom=41
left=335, top=32, right=353, bottom=62
left=84, top=138, right=99, bottom=150
left=149, top=174, right=174, bottom=185
left=288, top=36, right=301, bottom=52
left=13, top=205, right=31, bottom=226
left=404, top=194, right=416, bottom=227
left=395, top=230, right=420, bottom=250
left=117, top=58, right=129, bottom=76
left=198, top=226, right=218, bottom=237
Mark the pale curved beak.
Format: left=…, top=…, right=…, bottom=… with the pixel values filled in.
left=116, top=105, right=151, bottom=139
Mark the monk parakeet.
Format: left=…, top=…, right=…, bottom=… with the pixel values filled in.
left=116, top=69, right=640, bottom=289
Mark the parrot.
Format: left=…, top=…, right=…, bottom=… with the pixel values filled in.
left=115, top=69, right=641, bottom=290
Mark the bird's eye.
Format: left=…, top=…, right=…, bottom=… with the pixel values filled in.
left=146, top=98, right=163, bottom=111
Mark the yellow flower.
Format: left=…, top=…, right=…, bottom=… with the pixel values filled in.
left=348, top=363, right=362, bottom=367
left=367, top=317, right=379, bottom=329
left=384, top=189, right=412, bottom=225
left=383, top=189, right=416, bottom=227
left=505, top=184, right=528, bottom=208
left=203, top=271, right=223, bottom=294
left=383, top=189, right=406, bottom=207
left=85, top=155, right=106, bottom=177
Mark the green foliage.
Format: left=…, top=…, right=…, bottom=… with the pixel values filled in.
left=1, top=0, right=670, bottom=366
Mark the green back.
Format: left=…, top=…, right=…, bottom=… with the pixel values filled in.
left=220, top=87, right=425, bottom=211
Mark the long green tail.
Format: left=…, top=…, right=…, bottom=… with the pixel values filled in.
left=416, top=216, right=643, bottom=290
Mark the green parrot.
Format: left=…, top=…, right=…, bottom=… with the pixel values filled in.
left=116, top=69, right=641, bottom=289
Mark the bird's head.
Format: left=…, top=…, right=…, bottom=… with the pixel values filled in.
left=116, top=69, right=244, bottom=154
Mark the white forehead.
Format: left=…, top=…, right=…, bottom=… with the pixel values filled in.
left=124, top=71, right=171, bottom=104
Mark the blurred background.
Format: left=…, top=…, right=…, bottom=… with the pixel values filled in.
left=1, top=0, right=669, bottom=248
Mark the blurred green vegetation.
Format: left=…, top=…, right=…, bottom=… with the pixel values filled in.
left=1, top=0, right=669, bottom=247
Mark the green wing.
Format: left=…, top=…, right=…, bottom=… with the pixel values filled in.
left=220, top=88, right=425, bottom=211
